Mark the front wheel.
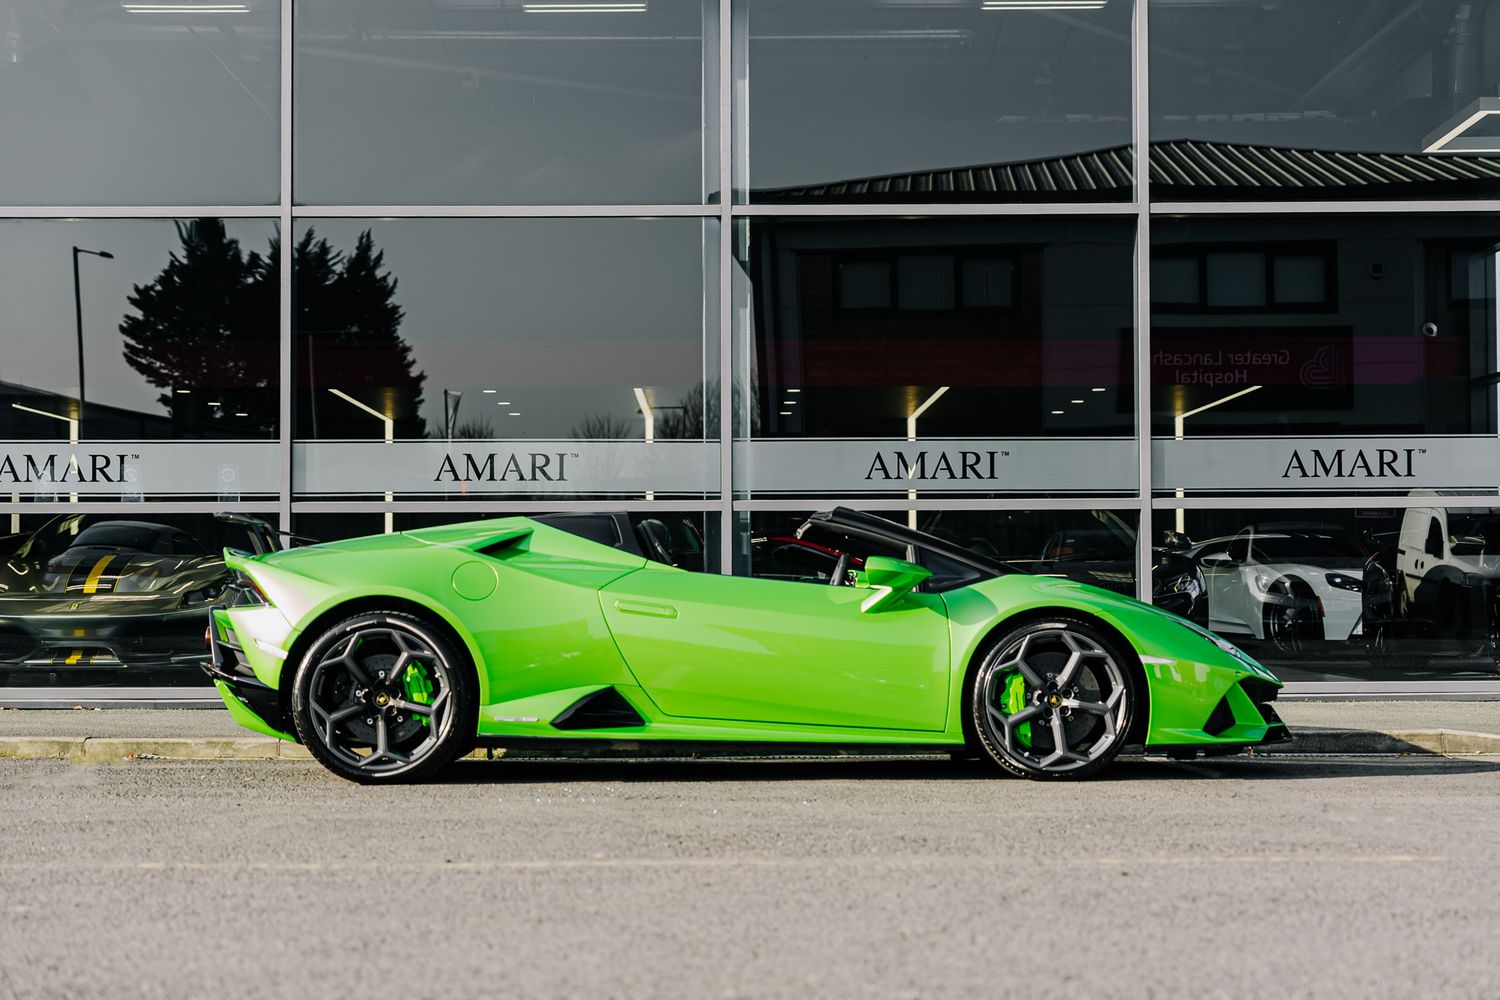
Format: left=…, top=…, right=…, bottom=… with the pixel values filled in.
left=970, top=618, right=1137, bottom=780
left=290, top=611, right=476, bottom=784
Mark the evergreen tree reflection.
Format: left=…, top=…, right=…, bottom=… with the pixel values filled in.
left=119, top=219, right=427, bottom=440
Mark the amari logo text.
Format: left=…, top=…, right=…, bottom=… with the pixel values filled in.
left=1281, top=447, right=1420, bottom=480
left=0, top=452, right=133, bottom=484
left=435, top=451, right=572, bottom=483
left=864, top=449, right=1009, bottom=482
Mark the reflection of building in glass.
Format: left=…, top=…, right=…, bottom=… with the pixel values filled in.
left=2, top=382, right=171, bottom=441
left=754, top=141, right=1500, bottom=203
left=745, top=218, right=1133, bottom=440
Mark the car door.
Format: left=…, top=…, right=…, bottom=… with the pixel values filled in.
left=599, top=564, right=952, bottom=733
left=1195, top=540, right=1234, bottom=631
left=1202, top=534, right=1255, bottom=633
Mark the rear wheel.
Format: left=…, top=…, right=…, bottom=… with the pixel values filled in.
left=290, top=611, right=476, bottom=784
left=970, top=618, right=1136, bottom=780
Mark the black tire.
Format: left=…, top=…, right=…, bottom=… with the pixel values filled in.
left=290, top=611, right=477, bottom=784
left=969, top=617, right=1138, bottom=781
left=1262, top=578, right=1320, bottom=656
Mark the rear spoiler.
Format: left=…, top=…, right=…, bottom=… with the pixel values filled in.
left=215, top=512, right=318, bottom=555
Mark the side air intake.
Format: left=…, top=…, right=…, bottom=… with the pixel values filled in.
left=551, top=688, right=646, bottom=730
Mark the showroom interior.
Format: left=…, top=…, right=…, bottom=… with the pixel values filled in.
left=4, top=0, right=1500, bottom=696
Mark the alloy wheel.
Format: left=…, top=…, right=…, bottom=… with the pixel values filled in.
left=304, top=622, right=454, bottom=774
left=974, top=624, right=1129, bottom=776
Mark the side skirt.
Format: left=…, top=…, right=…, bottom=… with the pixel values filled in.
left=472, top=736, right=964, bottom=758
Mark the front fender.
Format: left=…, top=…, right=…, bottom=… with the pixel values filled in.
left=946, top=575, right=1282, bottom=746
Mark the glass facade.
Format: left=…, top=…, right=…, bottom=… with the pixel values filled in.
left=4, top=0, right=1500, bottom=694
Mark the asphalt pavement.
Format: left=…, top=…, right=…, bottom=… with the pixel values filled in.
left=1, top=753, right=1498, bottom=1000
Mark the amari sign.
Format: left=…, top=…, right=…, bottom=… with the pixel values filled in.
left=294, top=438, right=1138, bottom=496
left=740, top=438, right=1138, bottom=494
left=1155, top=437, right=1500, bottom=492
left=295, top=441, right=718, bottom=495
left=0, top=442, right=278, bottom=497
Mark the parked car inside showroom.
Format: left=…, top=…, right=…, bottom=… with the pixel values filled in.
left=1032, top=513, right=1207, bottom=623
left=0, top=515, right=231, bottom=673
left=1187, top=523, right=1367, bottom=653
left=1362, top=505, right=1500, bottom=666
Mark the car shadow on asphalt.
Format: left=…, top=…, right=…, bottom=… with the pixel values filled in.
left=428, top=753, right=1500, bottom=785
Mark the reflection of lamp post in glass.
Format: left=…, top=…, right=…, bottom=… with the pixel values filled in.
left=72, top=246, right=114, bottom=419
left=1171, top=384, right=1262, bottom=533
left=330, top=388, right=395, bottom=534
left=906, top=386, right=949, bottom=529
left=634, top=387, right=658, bottom=502
left=442, top=389, right=462, bottom=443
left=12, top=402, right=81, bottom=505
left=633, top=387, right=687, bottom=502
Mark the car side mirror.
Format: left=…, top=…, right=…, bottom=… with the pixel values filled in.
left=858, top=556, right=933, bottom=613
left=1160, top=530, right=1191, bottom=552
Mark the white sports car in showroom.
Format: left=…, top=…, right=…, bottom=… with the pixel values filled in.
left=1188, top=523, right=1366, bottom=653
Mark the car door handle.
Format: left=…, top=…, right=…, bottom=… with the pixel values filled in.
left=613, top=599, right=679, bottom=620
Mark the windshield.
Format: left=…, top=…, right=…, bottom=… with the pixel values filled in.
left=1447, top=514, right=1500, bottom=556
left=69, top=524, right=168, bottom=553
left=1042, top=529, right=1131, bottom=562
left=1252, top=532, right=1362, bottom=561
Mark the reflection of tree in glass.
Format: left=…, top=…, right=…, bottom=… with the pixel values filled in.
left=296, top=230, right=427, bottom=440
left=119, top=219, right=277, bottom=437
left=120, top=221, right=427, bottom=440
left=570, top=414, right=634, bottom=440
left=453, top=417, right=495, bottom=440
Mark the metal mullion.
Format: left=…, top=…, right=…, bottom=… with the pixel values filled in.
left=292, top=499, right=719, bottom=514
left=0, top=501, right=273, bottom=514
left=717, top=0, right=733, bottom=574
left=730, top=202, right=1138, bottom=217
left=734, top=497, right=1137, bottom=513
left=299, top=204, right=716, bottom=218
left=1153, top=200, right=1500, bottom=215
left=1152, top=493, right=1500, bottom=510
left=1133, top=0, right=1152, bottom=604
left=0, top=207, right=278, bottom=218
left=1280, top=680, right=1500, bottom=700
left=279, top=0, right=293, bottom=535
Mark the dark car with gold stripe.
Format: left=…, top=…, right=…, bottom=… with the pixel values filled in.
left=0, top=515, right=230, bottom=675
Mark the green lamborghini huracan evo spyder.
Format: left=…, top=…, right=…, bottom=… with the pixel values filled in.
left=205, top=508, right=1289, bottom=783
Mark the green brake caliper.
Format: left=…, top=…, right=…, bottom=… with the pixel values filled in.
left=402, top=661, right=435, bottom=726
left=1003, top=671, right=1031, bottom=747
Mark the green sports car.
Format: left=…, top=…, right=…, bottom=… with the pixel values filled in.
left=206, top=508, right=1289, bottom=783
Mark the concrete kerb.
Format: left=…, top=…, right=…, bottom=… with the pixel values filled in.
left=1256, top=727, right=1500, bottom=756
left=3, top=727, right=1500, bottom=763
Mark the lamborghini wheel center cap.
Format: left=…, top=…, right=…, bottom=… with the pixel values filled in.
left=1046, top=693, right=1062, bottom=708
left=373, top=692, right=391, bottom=708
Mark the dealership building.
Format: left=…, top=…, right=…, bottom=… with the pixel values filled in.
left=4, top=0, right=1500, bottom=699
